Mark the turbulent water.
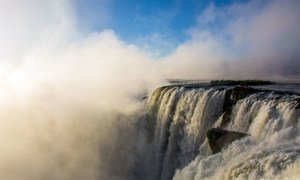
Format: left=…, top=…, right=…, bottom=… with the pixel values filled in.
left=135, top=84, right=300, bottom=180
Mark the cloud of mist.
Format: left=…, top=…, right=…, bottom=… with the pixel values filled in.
left=162, top=0, right=300, bottom=79
left=0, top=1, right=162, bottom=179
left=226, top=0, right=300, bottom=78
left=0, top=0, right=299, bottom=179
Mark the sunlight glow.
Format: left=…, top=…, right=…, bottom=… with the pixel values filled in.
left=5, top=71, right=33, bottom=95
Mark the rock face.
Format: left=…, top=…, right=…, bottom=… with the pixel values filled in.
left=221, top=86, right=259, bottom=127
left=206, top=128, right=248, bottom=154
left=220, top=86, right=300, bottom=126
left=295, top=98, right=300, bottom=109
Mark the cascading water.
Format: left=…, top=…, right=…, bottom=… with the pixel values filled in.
left=136, top=84, right=300, bottom=180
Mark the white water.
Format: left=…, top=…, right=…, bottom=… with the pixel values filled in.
left=140, top=86, right=300, bottom=180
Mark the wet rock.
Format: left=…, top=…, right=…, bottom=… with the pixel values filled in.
left=206, top=128, right=248, bottom=154
left=295, top=98, right=300, bottom=109
left=221, top=86, right=259, bottom=127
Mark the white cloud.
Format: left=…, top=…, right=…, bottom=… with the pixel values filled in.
left=162, top=0, right=300, bottom=79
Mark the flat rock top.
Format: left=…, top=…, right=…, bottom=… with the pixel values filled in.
left=165, top=79, right=300, bottom=95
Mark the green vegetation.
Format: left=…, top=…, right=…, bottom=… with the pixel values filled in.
left=210, top=80, right=275, bottom=86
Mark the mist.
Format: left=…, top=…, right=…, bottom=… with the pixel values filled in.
left=162, top=0, right=300, bottom=79
left=0, top=1, right=162, bottom=179
left=0, top=0, right=299, bottom=179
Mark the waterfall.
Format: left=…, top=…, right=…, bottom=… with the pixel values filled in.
left=138, top=85, right=300, bottom=180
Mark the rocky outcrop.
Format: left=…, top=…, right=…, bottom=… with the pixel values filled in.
left=206, top=128, right=248, bottom=154
left=295, top=98, right=300, bottom=109
left=221, top=86, right=259, bottom=127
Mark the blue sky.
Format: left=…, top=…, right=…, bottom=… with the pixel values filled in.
left=73, top=0, right=248, bottom=55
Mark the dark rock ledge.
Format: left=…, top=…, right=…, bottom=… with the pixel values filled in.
left=206, top=128, right=248, bottom=154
